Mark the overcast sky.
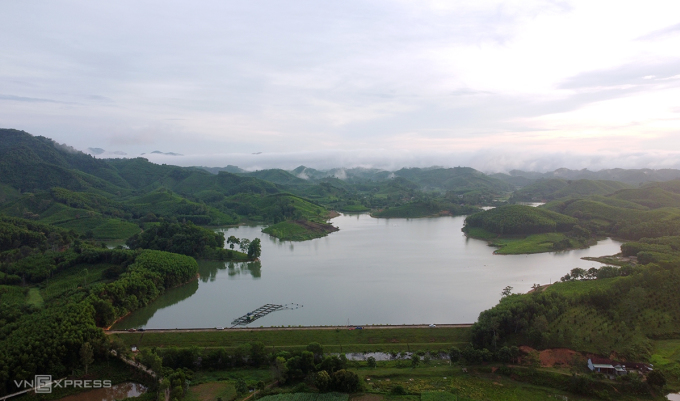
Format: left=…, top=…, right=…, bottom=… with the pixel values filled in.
left=1, top=0, right=679, bottom=172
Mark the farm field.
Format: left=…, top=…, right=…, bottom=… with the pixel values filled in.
left=112, top=327, right=472, bottom=353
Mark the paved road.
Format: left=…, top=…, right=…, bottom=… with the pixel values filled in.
left=106, top=323, right=473, bottom=334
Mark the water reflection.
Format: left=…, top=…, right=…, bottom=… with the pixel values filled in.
left=198, top=260, right=263, bottom=281
left=227, top=261, right=261, bottom=279
left=56, top=382, right=146, bottom=401
left=111, top=278, right=198, bottom=329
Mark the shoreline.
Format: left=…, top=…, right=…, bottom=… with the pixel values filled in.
left=106, top=323, right=473, bottom=334
left=105, top=274, right=200, bottom=330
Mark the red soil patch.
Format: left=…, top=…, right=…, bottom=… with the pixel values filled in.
left=539, top=348, right=582, bottom=367
left=518, top=346, right=584, bottom=367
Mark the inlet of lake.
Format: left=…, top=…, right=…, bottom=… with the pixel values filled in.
left=113, top=214, right=622, bottom=329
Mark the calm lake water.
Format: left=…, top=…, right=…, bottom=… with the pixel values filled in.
left=113, top=214, right=622, bottom=329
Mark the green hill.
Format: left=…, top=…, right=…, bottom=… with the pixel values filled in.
left=472, top=234, right=680, bottom=369
left=464, top=205, right=577, bottom=235
left=394, top=167, right=514, bottom=194
left=543, top=183, right=680, bottom=240
left=0, top=190, right=140, bottom=240
left=511, top=179, right=631, bottom=202
left=240, top=169, right=310, bottom=186
left=0, top=129, right=130, bottom=193
left=372, top=200, right=480, bottom=218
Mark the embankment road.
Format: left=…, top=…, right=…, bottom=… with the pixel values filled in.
left=106, top=323, right=473, bottom=334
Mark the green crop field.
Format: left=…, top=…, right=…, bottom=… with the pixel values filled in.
left=260, top=393, right=349, bottom=401
left=42, top=262, right=116, bottom=301
left=112, top=327, right=472, bottom=352
left=543, top=277, right=622, bottom=296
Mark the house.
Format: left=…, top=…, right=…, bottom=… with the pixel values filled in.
left=587, top=359, right=626, bottom=376
left=622, top=362, right=653, bottom=373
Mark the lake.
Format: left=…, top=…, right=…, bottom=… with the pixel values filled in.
left=113, top=214, right=622, bottom=329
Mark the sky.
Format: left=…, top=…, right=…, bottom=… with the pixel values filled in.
left=1, top=0, right=679, bottom=172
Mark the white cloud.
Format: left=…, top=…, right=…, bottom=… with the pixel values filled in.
left=0, top=0, right=679, bottom=170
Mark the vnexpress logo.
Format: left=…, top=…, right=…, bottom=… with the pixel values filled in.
left=13, top=375, right=112, bottom=394
left=34, top=375, right=52, bottom=394
left=13, top=375, right=53, bottom=393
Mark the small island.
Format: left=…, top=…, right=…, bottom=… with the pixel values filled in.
left=463, top=205, right=591, bottom=254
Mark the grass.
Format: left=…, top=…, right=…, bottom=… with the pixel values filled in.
left=43, top=262, right=116, bottom=301
left=651, top=339, right=680, bottom=391
left=543, top=277, right=622, bottom=296
left=463, top=228, right=498, bottom=241
left=259, top=393, right=349, bottom=401
left=112, top=327, right=472, bottom=352
left=26, top=287, right=44, bottom=307
left=91, top=218, right=141, bottom=239
left=186, top=382, right=237, bottom=401
left=489, top=233, right=578, bottom=255
left=358, top=365, right=609, bottom=401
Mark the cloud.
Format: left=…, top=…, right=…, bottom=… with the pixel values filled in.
left=0, top=94, right=73, bottom=104
left=559, top=60, right=680, bottom=90
left=1, top=0, right=679, bottom=168
left=139, top=146, right=680, bottom=174
left=636, top=22, right=680, bottom=41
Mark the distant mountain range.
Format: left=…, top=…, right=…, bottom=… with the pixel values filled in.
left=198, top=164, right=680, bottom=189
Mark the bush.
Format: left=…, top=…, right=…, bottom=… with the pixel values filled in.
left=390, top=385, right=407, bottom=395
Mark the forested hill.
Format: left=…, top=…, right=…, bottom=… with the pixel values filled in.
left=0, top=129, right=336, bottom=241
left=0, top=129, right=131, bottom=193
left=501, top=167, right=680, bottom=186
left=510, top=179, right=632, bottom=202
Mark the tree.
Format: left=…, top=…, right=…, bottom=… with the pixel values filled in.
left=366, top=356, right=377, bottom=368
left=586, top=267, right=598, bottom=279
left=315, top=370, right=331, bottom=392
left=501, top=286, right=513, bottom=297
left=570, top=268, right=586, bottom=280
left=80, top=342, right=94, bottom=375
left=236, top=378, right=248, bottom=394
left=306, top=342, right=324, bottom=362
left=272, top=356, right=288, bottom=382
left=248, top=238, right=261, bottom=259
left=250, top=341, right=267, bottom=366
left=411, top=353, right=420, bottom=368
left=227, top=236, right=239, bottom=250
left=497, top=346, right=513, bottom=363
left=332, top=370, right=360, bottom=392
left=647, top=370, right=666, bottom=388
left=239, top=238, right=251, bottom=253
left=448, top=347, right=461, bottom=363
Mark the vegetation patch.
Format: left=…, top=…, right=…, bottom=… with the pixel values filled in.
left=112, top=327, right=472, bottom=351
left=464, top=205, right=577, bottom=235
left=263, top=220, right=339, bottom=241
left=372, top=202, right=479, bottom=219
left=186, top=382, right=237, bottom=401
left=490, top=233, right=581, bottom=255
left=259, top=393, right=349, bottom=401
